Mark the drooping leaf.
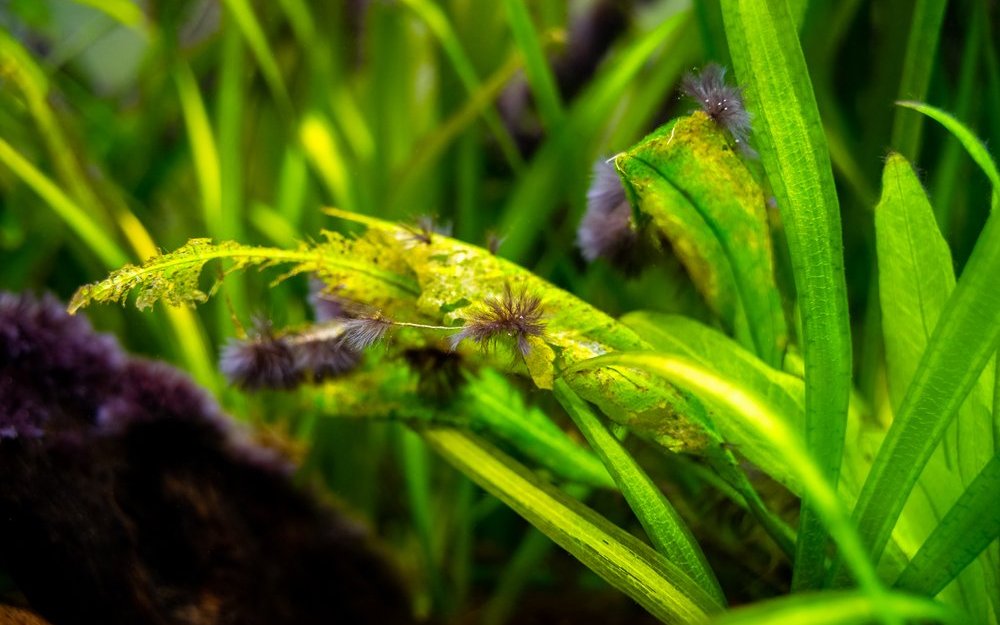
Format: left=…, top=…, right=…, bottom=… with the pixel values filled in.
left=325, top=208, right=716, bottom=455
left=895, top=101, right=1000, bottom=209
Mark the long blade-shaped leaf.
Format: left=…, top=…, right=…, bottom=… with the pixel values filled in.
left=830, top=108, right=1000, bottom=587
left=889, top=0, right=949, bottom=160
left=877, top=153, right=957, bottom=410
left=874, top=152, right=996, bottom=618
left=896, top=456, right=1000, bottom=596
left=709, top=590, right=962, bottom=625
left=421, top=427, right=722, bottom=623
left=894, top=453, right=1000, bottom=599
left=721, top=0, right=851, bottom=589
left=615, top=114, right=787, bottom=365
left=565, top=352, right=885, bottom=602
left=553, top=379, right=725, bottom=606
left=501, top=0, right=564, bottom=130
left=896, top=101, right=1000, bottom=208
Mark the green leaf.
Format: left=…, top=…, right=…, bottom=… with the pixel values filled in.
left=831, top=112, right=1000, bottom=588
left=876, top=154, right=957, bottom=410
left=553, top=379, right=725, bottom=605
left=894, top=453, right=1000, bottom=599
left=722, top=0, right=852, bottom=589
left=314, top=362, right=615, bottom=489
left=896, top=101, right=1000, bottom=209
left=324, top=210, right=795, bottom=554
left=889, top=0, right=949, bottom=160
left=709, top=591, right=962, bottom=625
left=421, top=427, right=722, bottom=623
left=468, top=370, right=615, bottom=489
left=621, top=312, right=804, bottom=491
left=500, top=0, right=564, bottom=130
left=873, top=152, right=997, bottom=619
left=616, top=113, right=787, bottom=366
left=566, top=352, right=885, bottom=601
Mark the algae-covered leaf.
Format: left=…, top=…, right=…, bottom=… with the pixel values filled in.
left=615, top=112, right=787, bottom=366
left=322, top=210, right=800, bottom=553
left=69, top=233, right=421, bottom=314
left=324, top=208, right=713, bottom=454
left=70, top=239, right=294, bottom=312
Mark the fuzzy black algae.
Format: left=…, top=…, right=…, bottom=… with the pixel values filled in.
left=0, top=292, right=414, bottom=625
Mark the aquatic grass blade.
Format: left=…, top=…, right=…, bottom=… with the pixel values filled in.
left=553, top=379, right=725, bottom=606
left=894, top=453, right=1000, bottom=600
left=830, top=105, right=1000, bottom=586
left=889, top=0, right=949, bottom=161
left=500, top=0, right=564, bottom=130
left=896, top=101, right=1000, bottom=209
left=566, top=352, right=886, bottom=605
left=874, top=152, right=996, bottom=618
left=721, top=0, right=851, bottom=589
left=421, top=427, right=722, bottom=623
left=709, top=590, right=962, bottom=625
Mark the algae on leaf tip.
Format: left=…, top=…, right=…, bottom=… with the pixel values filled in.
left=614, top=112, right=787, bottom=367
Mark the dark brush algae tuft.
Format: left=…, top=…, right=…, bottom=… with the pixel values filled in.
left=0, top=292, right=415, bottom=625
